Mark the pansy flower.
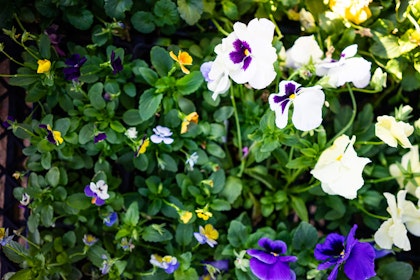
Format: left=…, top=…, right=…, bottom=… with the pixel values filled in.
left=285, top=35, right=323, bottom=69
left=269, top=80, right=325, bottom=131
left=84, top=180, right=110, bottom=206
left=195, top=208, right=213, bottom=221
left=179, top=210, right=193, bottom=224
left=150, top=254, right=180, bottom=274
left=315, top=224, right=376, bottom=280
left=39, top=124, right=64, bottom=145
left=194, top=224, right=219, bottom=247
left=374, top=190, right=420, bottom=251
left=311, top=135, right=371, bottom=199
left=120, top=237, right=135, bottom=252
left=186, top=152, right=199, bottom=171
left=100, top=254, right=112, bottom=275
left=215, top=18, right=277, bottom=90
left=315, top=44, right=371, bottom=88
left=110, top=50, right=123, bottom=74
left=125, top=127, right=138, bottom=139
left=201, top=59, right=231, bottom=100
left=19, top=193, right=30, bottom=209
left=247, top=237, right=297, bottom=280
left=389, top=145, right=420, bottom=196
left=2, top=116, right=15, bottom=129
left=82, top=234, right=98, bottom=246
left=37, top=59, right=51, bottom=73
left=63, top=53, right=87, bottom=81
left=170, top=50, right=193, bottom=74
left=103, top=212, right=118, bottom=227
left=136, top=136, right=150, bottom=156
left=0, top=228, right=14, bottom=246
left=150, top=125, right=174, bottom=144
left=375, top=115, right=414, bottom=148
left=181, top=112, right=199, bottom=134
left=45, top=24, right=65, bottom=56
left=200, top=260, right=229, bottom=280
left=94, top=132, right=107, bottom=143
left=329, top=0, right=372, bottom=25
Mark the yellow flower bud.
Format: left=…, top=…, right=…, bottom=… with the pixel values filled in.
left=37, top=59, right=51, bottom=73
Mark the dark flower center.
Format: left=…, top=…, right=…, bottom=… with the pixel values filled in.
left=229, top=39, right=252, bottom=71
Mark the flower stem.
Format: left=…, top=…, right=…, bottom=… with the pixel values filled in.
left=327, top=83, right=357, bottom=146
left=291, top=181, right=320, bottom=193
left=269, top=14, right=283, bottom=39
left=211, top=18, right=230, bottom=37
left=353, top=202, right=388, bottom=221
left=0, top=50, right=25, bottom=67
left=230, top=86, right=243, bottom=162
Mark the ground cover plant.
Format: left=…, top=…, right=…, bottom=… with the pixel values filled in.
left=1, top=0, right=420, bottom=279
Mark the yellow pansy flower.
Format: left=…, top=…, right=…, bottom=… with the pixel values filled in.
left=170, top=50, right=192, bottom=74
left=196, top=208, right=213, bottom=221
left=329, top=0, right=372, bottom=25
left=181, top=112, right=199, bottom=134
left=179, top=210, right=193, bottom=224
left=37, top=59, right=51, bottom=73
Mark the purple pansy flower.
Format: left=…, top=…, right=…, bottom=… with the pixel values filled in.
left=314, top=224, right=376, bottom=280
left=63, top=53, right=87, bottom=81
left=110, top=50, right=123, bottom=74
left=44, top=24, right=65, bottom=56
left=0, top=228, right=14, bottom=246
left=39, top=124, right=64, bottom=145
left=247, top=237, right=297, bottom=280
left=150, top=254, right=180, bottom=274
left=84, top=180, right=110, bottom=206
left=2, top=116, right=15, bottom=129
left=103, top=212, right=118, bottom=226
left=200, top=260, right=229, bottom=280
left=94, top=132, right=107, bottom=143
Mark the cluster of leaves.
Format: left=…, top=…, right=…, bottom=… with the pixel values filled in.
left=1, top=0, right=420, bottom=279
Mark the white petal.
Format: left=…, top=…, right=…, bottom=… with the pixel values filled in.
left=341, top=44, right=358, bottom=58
left=292, top=86, right=325, bottom=131
left=274, top=103, right=291, bottom=129
left=374, top=219, right=395, bottom=249
left=150, top=135, right=163, bottom=144
left=389, top=222, right=411, bottom=251
left=163, top=137, right=174, bottom=145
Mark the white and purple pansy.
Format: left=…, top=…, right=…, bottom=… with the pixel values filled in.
left=269, top=80, right=325, bottom=131
left=84, top=180, right=110, bottom=206
left=215, top=18, right=277, bottom=89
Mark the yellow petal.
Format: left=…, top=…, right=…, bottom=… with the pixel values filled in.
left=37, top=59, right=51, bottom=73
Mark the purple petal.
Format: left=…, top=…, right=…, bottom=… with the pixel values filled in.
left=243, top=56, right=252, bottom=71
left=84, top=185, right=95, bottom=197
left=314, top=233, right=345, bottom=261
left=344, top=242, right=376, bottom=280
left=249, top=258, right=296, bottom=280
left=94, top=133, right=107, bottom=143
left=328, top=264, right=340, bottom=280
left=194, top=232, right=206, bottom=244
left=202, top=259, right=229, bottom=272
left=284, top=82, right=297, bottom=95
left=344, top=225, right=358, bottom=260
left=95, top=197, right=105, bottom=206
left=164, top=262, right=179, bottom=274
left=104, top=212, right=118, bottom=226
left=247, top=249, right=278, bottom=264
left=258, top=238, right=287, bottom=254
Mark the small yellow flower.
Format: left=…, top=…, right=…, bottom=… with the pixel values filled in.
left=195, top=208, right=213, bottom=221
left=137, top=137, right=150, bottom=156
left=179, top=210, right=193, bottom=224
left=329, top=0, right=372, bottom=25
left=203, top=224, right=219, bottom=241
left=37, top=59, right=51, bottom=73
left=47, top=124, right=64, bottom=145
left=170, top=50, right=192, bottom=74
left=181, top=112, right=199, bottom=134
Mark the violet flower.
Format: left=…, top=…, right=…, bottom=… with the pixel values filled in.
left=0, top=228, right=14, bottom=246
left=150, top=125, right=174, bottom=144
left=2, top=116, right=15, bottom=128
left=110, top=50, right=123, bottom=74
left=103, top=212, right=118, bottom=226
left=314, top=224, right=376, bottom=280
left=200, top=260, right=229, bottom=280
left=247, top=237, right=297, bottom=280
left=63, top=53, right=87, bottom=81
left=94, top=132, right=107, bottom=143
left=44, top=24, right=65, bottom=56
left=84, top=180, right=110, bottom=206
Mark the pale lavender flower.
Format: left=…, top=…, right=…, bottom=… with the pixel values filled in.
left=150, top=125, right=174, bottom=144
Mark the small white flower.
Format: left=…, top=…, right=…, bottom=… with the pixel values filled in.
left=214, top=18, right=277, bottom=90
left=201, top=60, right=231, bottom=100
left=375, top=115, right=414, bottom=148
left=268, top=80, right=325, bottom=131
left=19, top=193, right=30, bottom=206
left=150, top=125, right=174, bottom=144
left=90, top=180, right=110, bottom=200
left=125, top=127, right=138, bottom=139
left=315, top=44, right=371, bottom=88
left=285, top=35, right=323, bottom=69
left=389, top=145, right=420, bottom=196
left=186, top=152, right=199, bottom=170
left=374, top=190, right=420, bottom=251
left=310, top=135, right=371, bottom=199
left=150, top=254, right=179, bottom=274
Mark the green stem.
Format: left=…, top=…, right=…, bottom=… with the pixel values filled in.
left=327, top=83, right=357, bottom=146
left=291, top=182, right=320, bottom=194
left=365, top=176, right=396, bottom=184
left=269, top=14, right=283, bottom=39
left=354, top=203, right=388, bottom=221
left=0, top=73, right=36, bottom=78
left=0, top=50, right=25, bottom=67
left=230, top=86, right=243, bottom=161
left=211, top=18, right=230, bottom=36
left=355, top=141, right=384, bottom=146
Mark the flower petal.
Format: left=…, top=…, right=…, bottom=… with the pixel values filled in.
left=249, top=258, right=296, bottom=280
left=292, top=86, right=325, bottom=131
left=344, top=242, right=376, bottom=280
left=247, top=249, right=277, bottom=264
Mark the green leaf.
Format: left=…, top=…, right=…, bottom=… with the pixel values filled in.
left=175, top=71, right=204, bottom=95
left=151, top=46, right=174, bottom=77
left=9, top=268, right=33, bottom=279
left=220, top=176, right=242, bottom=203
left=377, top=261, right=413, bottom=280
left=174, top=268, right=199, bottom=280
left=110, top=120, right=125, bottom=133
left=3, top=240, right=27, bottom=263
left=38, top=33, right=51, bottom=59
left=154, top=0, right=179, bottom=26
left=370, top=36, right=401, bottom=59
left=142, top=225, right=173, bottom=242
left=161, top=153, right=178, bottom=172
left=46, top=166, right=60, bottom=187
left=290, top=196, right=308, bottom=222
left=292, top=221, right=318, bottom=250
left=78, top=123, right=94, bottom=145
left=131, top=11, right=156, bottom=34
left=222, top=0, right=239, bottom=20
left=66, top=193, right=90, bottom=210
left=40, top=205, right=54, bottom=227
left=176, top=224, right=194, bottom=246
left=123, top=109, right=142, bottom=126
left=27, top=214, right=39, bottom=233
left=123, top=202, right=139, bottom=226
left=206, top=142, right=226, bottom=158
left=138, top=89, right=163, bottom=121
left=137, top=67, right=158, bottom=86
left=210, top=199, right=231, bottom=211
left=104, top=0, right=133, bottom=19
left=177, top=0, right=203, bottom=25
left=213, top=106, right=234, bottom=122
left=41, top=152, right=52, bottom=169
left=123, top=82, right=136, bottom=97
left=64, top=8, right=93, bottom=30
left=227, top=220, right=248, bottom=247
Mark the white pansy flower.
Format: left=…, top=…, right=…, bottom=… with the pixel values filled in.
left=310, top=135, right=371, bottom=199
left=285, top=35, right=323, bottom=69
left=215, top=18, right=277, bottom=89
left=316, top=44, right=371, bottom=88
left=375, top=115, right=414, bottom=148
left=374, top=190, right=420, bottom=251
left=125, top=127, right=138, bottom=139
left=186, top=152, right=199, bottom=171
left=389, top=145, right=420, bottom=196
left=150, top=125, right=174, bottom=144
left=201, top=59, right=231, bottom=100
left=268, top=80, right=325, bottom=131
